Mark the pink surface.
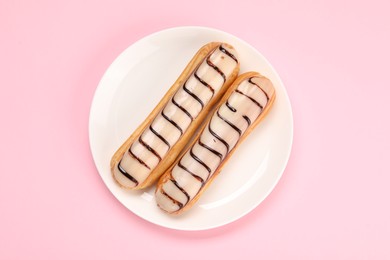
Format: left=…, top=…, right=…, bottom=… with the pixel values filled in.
left=1, top=0, right=389, bottom=258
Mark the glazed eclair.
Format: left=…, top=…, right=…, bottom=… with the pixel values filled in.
left=155, top=72, right=276, bottom=214
left=111, top=42, right=240, bottom=190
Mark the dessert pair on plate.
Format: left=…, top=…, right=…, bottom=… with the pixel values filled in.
left=110, top=42, right=275, bottom=215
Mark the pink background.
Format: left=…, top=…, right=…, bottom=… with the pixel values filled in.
left=1, top=0, right=389, bottom=259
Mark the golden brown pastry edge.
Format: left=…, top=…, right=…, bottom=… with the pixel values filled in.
left=156, top=71, right=276, bottom=215
left=110, top=42, right=240, bottom=190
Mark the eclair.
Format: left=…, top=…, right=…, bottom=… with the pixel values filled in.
left=155, top=72, right=276, bottom=214
left=111, top=42, right=240, bottom=190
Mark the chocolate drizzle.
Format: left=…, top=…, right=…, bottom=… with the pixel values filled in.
left=206, top=56, right=226, bottom=82
left=183, top=82, right=205, bottom=109
left=198, top=139, right=223, bottom=161
left=219, top=45, right=238, bottom=63
left=162, top=160, right=206, bottom=210
left=190, top=148, right=212, bottom=173
left=149, top=125, right=170, bottom=149
left=248, top=77, right=270, bottom=101
left=139, top=135, right=162, bottom=162
left=118, top=44, right=232, bottom=188
left=178, top=161, right=205, bottom=184
left=243, top=115, right=251, bottom=126
left=129, top=147, right=150, bottom=170
left=235, top=89, right=263, bottom=109
left=194, top=72, right=215, bottom=94
left=208, top=120, right=230, bottom=153
left=159, top=77, right=271, bottom=213
left=172, top=95, right=193, bottom=120
left=171, top=179, right=190, bottom=203
left=161, top=189, right=183, bottom=208
left=117, top=160, right=139, bottom=185
left=217, top=110, right=242, bottom=136
left=226, top=100, right=237, bottom=112
left=161, top=110, right=183, bottom=135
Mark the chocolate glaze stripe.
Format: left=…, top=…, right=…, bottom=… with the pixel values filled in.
left=217, top=110, right=242, bottom=136
left=171, top=179, right=190, bottom=204
left=178, top=161, right=205, bottom=184
left=206, top=56, right=226, bottom=82
left=149, top=125, right=171, bottom=149
left=243, top=115, right=251, bottom=126
left=198, top=139, right=223, bottom=161
left=248, top=77, right=270, bottom=101
left=235, top=89, right=263, bottom=109
left=161, top=189, right=183, bottom=208
left=167, top=175, right=200, bottom=209
left=161, top=110, right=184, bottom=135
left=194, top=72, right=215, bottom=94
left=183, top=82, right=205, bottom=109
left=117, top=161, right=139, bottom=185
left=208, top=119, right=230, bottom=154
left=190, top=148, right=212, bottom=173
left=226, top=100, right=237, bottom=112
left=172, top=95, right=194, bottom=120
left=128, top=147, right=151, bottom=170
left=219, top=45, right=238, bottom=63
left=139, top=135, right=162, bottom=162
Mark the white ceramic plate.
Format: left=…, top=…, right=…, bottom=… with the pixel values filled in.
left=89, top=26, right=293, bottom=231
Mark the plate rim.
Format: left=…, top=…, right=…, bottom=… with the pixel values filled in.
left=88, top=25, right=294, bottom=231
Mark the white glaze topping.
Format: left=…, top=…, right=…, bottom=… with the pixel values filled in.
left=114, top=44, right=239, bottom=188
left=156, top=75, right=273, bottom=213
